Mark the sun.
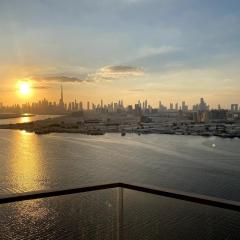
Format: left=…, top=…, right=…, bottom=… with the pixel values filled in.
left=19, top=82, right=31, bottom=95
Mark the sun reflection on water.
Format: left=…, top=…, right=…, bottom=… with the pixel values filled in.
left=20, top=116, right=31, bottom=123
left=4, top=131, right=53, bottom=237
left=10, top=131, right=44, bottom=193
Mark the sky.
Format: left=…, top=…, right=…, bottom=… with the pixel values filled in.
left=0, top=0, right=240, bottom=108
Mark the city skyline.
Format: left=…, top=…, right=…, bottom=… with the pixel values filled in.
left=1, top=85, right=240, bottom=113
left=1, top=82, right=240, bottom=110
left=0, top=0, right=240, bottom=107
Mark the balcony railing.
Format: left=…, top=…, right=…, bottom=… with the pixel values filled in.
left=1, top=182, right=240, bottom=239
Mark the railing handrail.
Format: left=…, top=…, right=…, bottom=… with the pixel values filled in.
left=122, top=183, right=240, bottom=212
left=1, top=182, right=240, bottom=212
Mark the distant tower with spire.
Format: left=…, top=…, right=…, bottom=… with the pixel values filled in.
left=59, top=84, right=64, bottom=110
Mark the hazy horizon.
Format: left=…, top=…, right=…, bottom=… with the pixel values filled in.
left=1, top=0, right=240, bottom=108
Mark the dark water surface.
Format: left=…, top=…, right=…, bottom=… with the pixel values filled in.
left=0, top=114, right=61, bottom=125
left=0, top=129, right=240, bottom=201
left=1, top=130, right=240, bottom=239
left=1, top=188, right=240, bottom=240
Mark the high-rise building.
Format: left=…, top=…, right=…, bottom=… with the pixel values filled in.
left=79, top=102, right=83, bottom=110
left=138, top=100, right=141, bottom=108
left=144, top=100, right=147, bottom=110
left=68, top=102, right=71, bottom=111
left=231, top=104, right=239, bottom=112
left=199, top=98, right=208, bottom=111
left=175, top=103, right=179, bottom=111
left=159, top=101, right=167, bottom=111
left=134, top=103, right=141, bottom=116
left=182, top=101, right=188, bottom=111
left=159, top=101, right=161, bottom=109
left=59, top=84, right=65, bottom=111
left=209, top=110, right=227, bottom=120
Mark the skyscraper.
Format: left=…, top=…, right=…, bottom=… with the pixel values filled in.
left=182, top=101, right=188, bottom=111
left=231, top=104, right=239, bottom=112
left=199, top=98, right=208, bottom=111
left=175, top=103, right=179, bottom=111
left=59, top=84, right=65, bottom=110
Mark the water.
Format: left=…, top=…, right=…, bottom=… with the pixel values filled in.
left=1, top=188, right=240, bottom=240
left=0, top=115, right=61, bottom=125
left=0, top=129, right=240, bottom=201
left=1, top=130, right=240, bottom=239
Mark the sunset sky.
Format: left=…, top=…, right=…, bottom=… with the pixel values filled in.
left=0, top=0, right=240, bottom=108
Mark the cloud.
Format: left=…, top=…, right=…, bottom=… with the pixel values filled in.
left=91, top=65, right=144, bottom=82
left=99, top=65, right=144, bottom=77
left=30, top=65, right=144, bottom=84
left=125, top=46, right=185, bottom=72
left=32, top=85, right=50, bottom=89
left=32, top=74, right=93, bottom=83
left=137, top=46, right=181, bottom=59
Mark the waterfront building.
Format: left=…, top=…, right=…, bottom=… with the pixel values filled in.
left=209, top=110, right=228, bottom=121
left=193, top=111, right=209, bottom=123
left=231, top=104, right=239, bottom=112
left=134, top=104, right=142, bottom=116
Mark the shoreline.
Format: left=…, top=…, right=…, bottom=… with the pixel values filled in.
left=0, top=113, right=35, bottom=120
left=0, top=114, right=240, bottom=139
left=0, top=122, right=240, bottom=139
